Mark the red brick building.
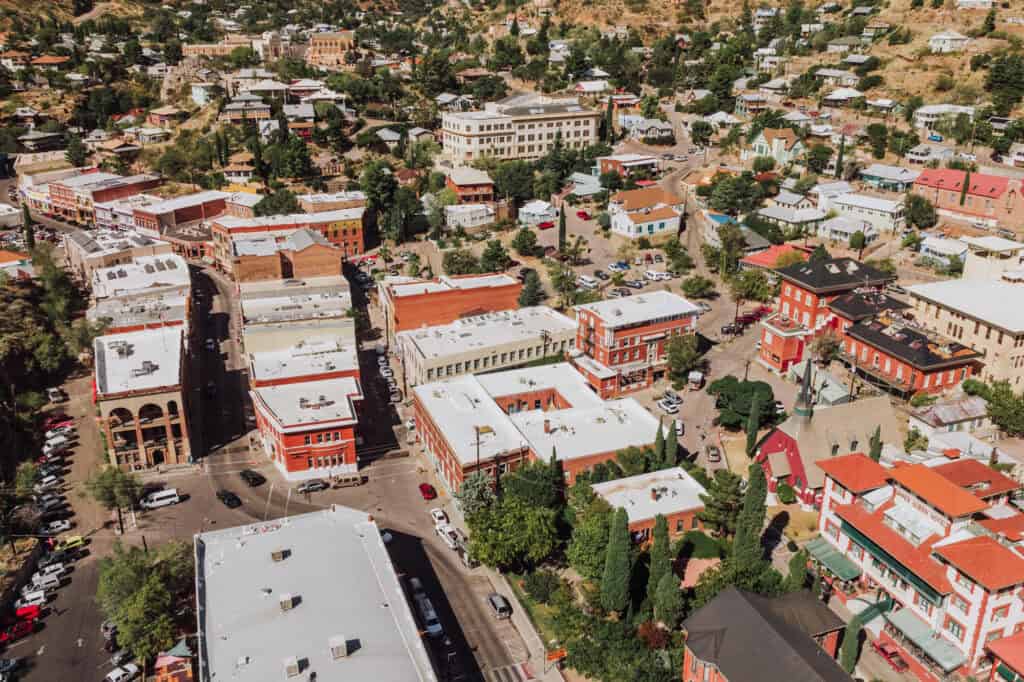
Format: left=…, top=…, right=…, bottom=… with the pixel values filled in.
left=380, top=273, right=522, bottom=342
left=230, top=229, right=343, bottom=282
left=249, top=339, right=363, bottom=480
left=446, top=167, right=495, bottom=204
left=681, top=588, right=847, bottom=682
left=412, top=363, right=660, bottom=495
left=758, top=257, right=893, bottom=373
left=571, top=291, right=700, bottom=397
left=986, top=632, right=1024, bottom=682
left=912, top=168, right=1022, bottom=229
left=591, top=466, right=706, bottom=544
left=132, top=190, right=228, bottom=238
left=49, top=172, right=162, bottom=224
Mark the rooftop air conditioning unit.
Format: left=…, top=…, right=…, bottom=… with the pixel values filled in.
left=280, top=593, right=295, bottom=611
left=329, top=635, right=349, bottom=659
left=283, top=656, right=300, bottom=678
left=271, top=549, right=289, bottom=562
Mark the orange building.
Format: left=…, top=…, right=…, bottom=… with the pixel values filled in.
left=446, top=167, right=495, bottom=204
left=229, top=228, right=343, bottom=282
left=379, top=273, right=522, bottom=342
left=305, top=31, right=355, bottom=69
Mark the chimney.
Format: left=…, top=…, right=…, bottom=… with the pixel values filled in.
left=543, top=419, right=551, bottom=433
left=943, top=448, right=961, bottom=459
left=650, top=488, right=659, bottom=501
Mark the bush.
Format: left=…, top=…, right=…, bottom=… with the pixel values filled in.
left=679, top=530, right=723, bottom=559
left=522, top=569, right=561, bottom=604
left=962, top=378, right=989, bottom=398
left=637, top=237, right=652, bottom=249
left=909, top=392, right=937, bottom=407
left=777, top=483, right=797, bottom=504
left=787, top=539, right=799, bottom=552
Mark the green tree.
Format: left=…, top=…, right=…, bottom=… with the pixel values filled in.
left=568, top=496, right=614, bottom=579
left=681, top=275, right=715, bottom=298
left=86, top=467, right=140, bottom=534
left=468, top=497, right=559, bottom=570
left=983, top=380, right=1024, bottom=435
left=663, top=421, right=679, bottom=468
left=835, top=135, right=846, bottom=178
left=14, top=461, right=38, bottom=499
left=868, top=425, right=883, bottom=461
left=479, top=239, right=511, bottom=273
left=603, top=96, right=614, bottom=143
left=443, top=249, right=481, bottom=275
left=849, top=230, right=867, bottom=258
left=647, top=514, right=671, bottom=602
left=511, top=228, right=539, bottom=256
left=557, top=208, right=567, bottom=252
left=653, top=422, right=666, bottom=467
left=840, top=617, right=863, bottom=674
left=65, top=134, right=88, bottom=167
left=492, top=160, right=535, bottom=206
left=865, top=124, right=888, bottom=159
left=732, top=463, right=768, bottom=566
left=254, top=188, right=299, bottom=216
left=666, top=335, right=701, bottom=384
left=518, top=270, right=545, bottom=306
left=690, top=120, right=714, bottom=147
left=547, top=260, right=580, bottom=308
left=601, top=507, right=631, bottom=613
left=905, top=194, right=938, bottom=229
left=653, top=571, right=683, bottom=628
left=502, top=455, right=562, bottom=509
left=806, top=144, right=833, bottom=174
left=698, top=469, right=744, bottom=538
left=983, top=8, right=997, bottom=34
left=455, top=470, right=497, bottom=516
left=785, top=549, right=809, bottom=592
left=746, top=393, right=762, bottom=456
left=21, top=206, right=34, bottom=251
left=751, top=156, right=776, bottom=174
left=359, top=160, right=398, bottom=211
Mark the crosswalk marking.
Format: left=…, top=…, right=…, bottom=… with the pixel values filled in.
left=484, top=664, right=528, bottom=682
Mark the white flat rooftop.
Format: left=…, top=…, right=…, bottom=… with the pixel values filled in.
left=389, top=274, right=518, bottom=298
left=94, top=327, right=182, bottom=396
left=91, top=255, right=190, bottom=299
left=251, top=340, right=358, bottom=382
left=908, top=280, right=1024, bottom=333
left=137, top=190, right=230, bottom=215
left=87, top=291, right=188, bottom=329
left=215, top=208, right=365, bottom=231
left=476, top=362, right=602, bottom=409
left=574, top=290, right=700, bottom=329
left=397, top=307, right=576, bottom=360
left=511, top=397, right=660, bottom=463
left=591, top=467, right=707, bottom=524
left=195, top=507, right=437, bottom=682
left=962, top=235, right=1024, bottom=252
left=297, top=190, right=367, bottom=205
left=252, top=377, right=361, bottom=430
left=241, top=286, right=351, bottom=325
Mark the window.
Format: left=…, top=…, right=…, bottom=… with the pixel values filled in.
left=304, top=435, right=311, bottom=445
left=692, top=516, right=700, bottom=529
left=316, top=433, right=323, bottom=444
left=994, top=605, right=1010, bottom=620
left=952, top=594, right=968, bottom=613
left=945, top=617, right=965, bottom=641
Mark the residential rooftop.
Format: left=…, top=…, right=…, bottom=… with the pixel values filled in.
left=94, top=326, right=182, bottom=396
left=890, top=464, right=989, bottom=518
left=397, top=307, right=575, bottom=360
left=574, top=291, right=699, bottom=329
left=195, top=507, right=437, bottom=682
left=776, top=257, right=893, bottom=293
left=591, top=467, right=707, bottom=524
left=251, top=377, right=361, bottom=430
left=816, top=452, right=889, bottom=494
left=845, top=313, right=982, bottom=371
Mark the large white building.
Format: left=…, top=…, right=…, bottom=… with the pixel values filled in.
left=441, top=93, right=601, bottom=162
left=396, top=307, right=577, bottom=386
left=820, top=192, right=905, bottom=233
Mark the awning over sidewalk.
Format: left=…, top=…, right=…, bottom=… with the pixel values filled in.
left=806, top=536, right=861, bottom=581
left=884, top=609, right=967, bottom=673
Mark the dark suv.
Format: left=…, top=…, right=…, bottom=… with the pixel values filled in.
left=239, top=470, right=266, bottom=487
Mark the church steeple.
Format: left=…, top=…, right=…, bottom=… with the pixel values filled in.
left=794, top=361, right=814, bottom=419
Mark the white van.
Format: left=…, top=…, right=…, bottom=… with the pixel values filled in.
left=140, top=489, right=180, bottom=510
left=644, top=270, right=670, bottom=282
left=576, top=275, right=599, bottom=290
left=43, top=436, right=70, bottom=456
left=32, top=573, right=62, bottom=591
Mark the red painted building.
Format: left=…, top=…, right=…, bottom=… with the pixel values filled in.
left=681, top=588, right=848, bottom=682
left=986, top=632, right=1024, bottom=682
left=571, top=291, right=700, bottom=397
left=445, top=167, right=495, bottom=204
left=912, top=168, right=1021, bottom=229
left=591, top=466, right=706, bottom=545
left=249, top=340, right=363, bottom=480
left=758, top=257, right=893, bottom=373
left=49, top=172, right=162, bottom=224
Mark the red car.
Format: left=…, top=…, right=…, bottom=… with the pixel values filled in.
left=537, top=221, right=555, bottom=230
left=873, top=641, right=909, bottom=673
left=0, top=619, right=35, bottom=644
left=576, top=210, right=591, bottom=220
left=418, top=483, right=437, bottom=500
left=42, top=414, right=71, bottom=429
left=15, top=605, right=40, bottom=622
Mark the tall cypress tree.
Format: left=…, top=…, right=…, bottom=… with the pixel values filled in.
left=868, top=425, right=882, bottom=461
left=603, top=97, right=614, bottom=143
left=732, top=463, right=768, bottom=566
left=745, top=394, right=762, bottom=456
left=664, top=421, right=679, bottom=468
left=960, top=170, right=971, bottom=206
left=654, top=571, right=683, bottom=627
left=839, top=617, right=863, bottom=673
left=21, top=206, right=34, bottom=251
left=601, top=507, right=631, bottom=614
left=647, top=514, right=670, bottom=602
left=653, top=421, right=666, bottom=467
left=557, top=208, right=566, bottom=252
left=835, top=135, right=845, bottom=179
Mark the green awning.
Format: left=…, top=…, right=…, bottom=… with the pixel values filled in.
left=997, top=663, right=1019, bottom=682
left=806, top=536, right=862, bottom=581
left=884, top=609, right=967, bottom=673
left=841, top=520, right=943, bottom=605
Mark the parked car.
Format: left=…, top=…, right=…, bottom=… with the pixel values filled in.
left=45, top=388, right=67, bottom=404
left=594, top=270, right=610, bottom=281
left=44, top=426, right=74, bottom=440
left=662, top=389, right=681, bottom=405
left=40, top=520, right=72, bottom=536
left=380, top=367, right=394, bottom=378
left=104, top=663, right=140, bottom=682
left=720, top=323, right=742, bottom=336
left=418, top=483, right=437, bottom=500
left=487, top=593, right=512, bottom=620
left=56, top=535, right=84, bottom=552
left=239, top=469, right=266, bottom=487
left=430, top=508, right=448, bottom=527
left=216, top=490, right=241, bottom=508
left=435, top=524, right=459, bottom=550
left=110, top=650, right=132, bottom=667
left=0, top=660, right=17, bottom=675
left=13, top=593, right=45, bottom=611
left=657, top=399, right=679, bottom=414
left=389, top=391, right=404, bottom=403
left=516, top=267, right=536, bottom=283
left=0, top=620, right=35, bottom=644
left=644, top=270, right=670, bottom=282
left=873, top=641, right=909, bottom=673
left=101, top=620, right=118, bottom=640
left=928, top=133, right=944, bottom=142
left=296, top=479, right=329, bottom=494
left=624, top=280, right=644, bottom=290
left=608, top=261, right=629, bottom=273
left=704, top=445, right=722, bottom=463
left=607, top=288, right=628, bottom=299
left=537, top=221, right=554, bottom=230
left=576, top=210, right=591, bottom=220
left=42, top=414, right=71, bottom=429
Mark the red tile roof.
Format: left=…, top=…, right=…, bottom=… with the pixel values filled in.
left=932, top=459, right=1020, bottom=500
left=978, top=514, right=1024, bottom=542
left=834, top=502, right=951, bottom=593
left=933, top=535, right=1024, bottom=591
left=740, top=244, right=810, bottom=270
left=888, top=464, right=988, bottom=518
left=817, top=453, right=890, bottom=493
left=914, top=168, right=1010, bottom=199
left=987, top=631, right=1024, bottom=674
